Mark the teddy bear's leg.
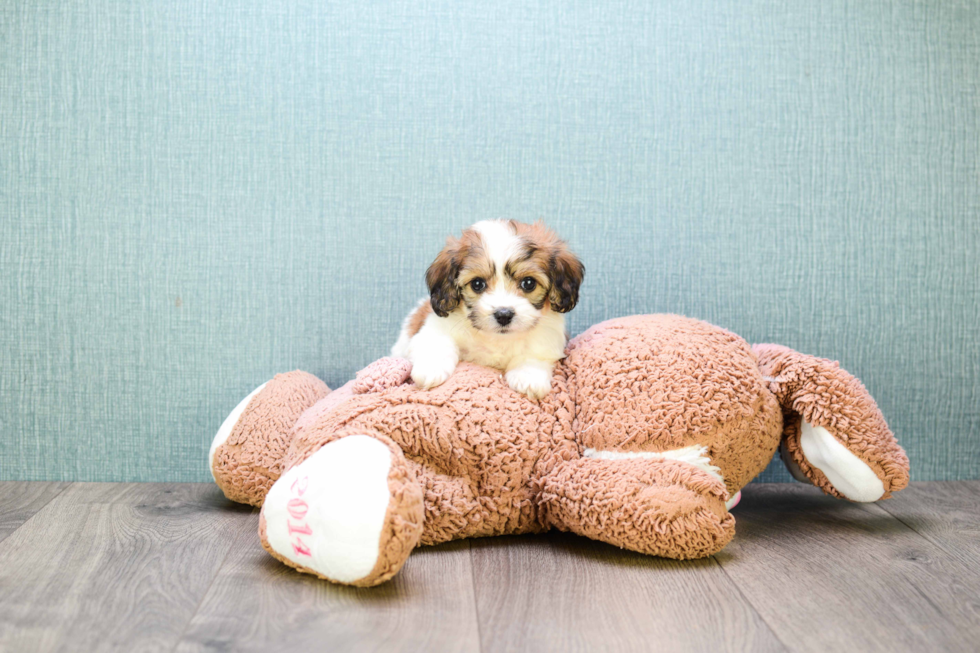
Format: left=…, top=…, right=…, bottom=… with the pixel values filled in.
left=753, top=344, right=910, bottom=502
left=210, top=371, right=330, bottom=506
left=259, top=432, right=424, bottom=587
left=541, top=457, right=735, bottom=559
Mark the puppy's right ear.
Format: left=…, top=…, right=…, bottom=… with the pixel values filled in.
left=425, top=237, right=463, bottom=317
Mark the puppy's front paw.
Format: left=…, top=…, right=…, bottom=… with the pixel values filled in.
left=505, top=364, right=552, bottom=400
left=411, top=357, right=456, bottom=390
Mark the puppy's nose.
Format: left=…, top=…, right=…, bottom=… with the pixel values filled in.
left=493, top=308, right=515, bottom=326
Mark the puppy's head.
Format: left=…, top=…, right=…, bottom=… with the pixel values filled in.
left=425, top=220, right=584, bottom=334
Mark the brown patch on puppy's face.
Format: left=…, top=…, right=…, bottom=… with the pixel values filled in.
left=511, top=220, right=584, bottom=314
left=425, top=229, right=485, bottom=317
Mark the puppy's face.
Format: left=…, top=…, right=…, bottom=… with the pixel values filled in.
left=426, top=220, right=584, bottom=335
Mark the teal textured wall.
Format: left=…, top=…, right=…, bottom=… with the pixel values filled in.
left=1, top=1, right=978, bottom=482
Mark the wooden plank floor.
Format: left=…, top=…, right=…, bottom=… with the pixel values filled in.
left=0, top=481, right=977, bottom=653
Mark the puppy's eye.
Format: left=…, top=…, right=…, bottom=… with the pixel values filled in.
left=470, top=278, right=487, bottom=293
left=520, top=277, right=537, bottom=292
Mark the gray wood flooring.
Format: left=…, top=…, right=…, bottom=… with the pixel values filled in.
left=0, top=481, right=977, bottom=653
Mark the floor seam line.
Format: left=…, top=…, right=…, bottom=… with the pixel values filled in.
left=710, top=555, right=792, bottom=653
left=856, top=499, right=956, bottom=553
left=169, top=504, right=260, bottom=653
left=874, top=501, right=963, bottom=556
left=0, top=481, right=74, bottom=547
left=468, top=540, right=486, bottom=653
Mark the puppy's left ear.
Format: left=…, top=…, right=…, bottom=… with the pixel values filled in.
left=548, top=246, right=585, bottom=313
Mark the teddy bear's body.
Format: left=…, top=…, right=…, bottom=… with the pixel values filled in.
left=211, top=314, right=909, bottom=586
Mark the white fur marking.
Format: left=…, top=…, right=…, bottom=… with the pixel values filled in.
left=209, top=382, right=267, bottom=480
left=799, top=420, right=885, bottom=502
left=406, top=317, right=460, bottom=389
left=583, top=445, right=725, bottom=484
left=472, top=219, right=521, bottom=273
left=264, top=435, right=393, bottom=583
left=505, top=359, right=554, bottom=400
left=471, top=220, right=540, bottom=334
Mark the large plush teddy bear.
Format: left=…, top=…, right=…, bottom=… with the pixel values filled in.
left=209, top=314, right=909, bottom=587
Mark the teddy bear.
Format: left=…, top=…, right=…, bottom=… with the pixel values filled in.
left=209, top=314, right=909, bottom=587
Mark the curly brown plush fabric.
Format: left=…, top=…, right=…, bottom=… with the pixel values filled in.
left=212, top=371, right=329, bottom=506
left=541, top=457, right=735, bottom=558
left=282, top=363, right=575, bottom=544
left=753, top=344, right=910, bottom=499
left=564, top=315, right=782, bottom=496
left=210, top=314, right=910, bottom=586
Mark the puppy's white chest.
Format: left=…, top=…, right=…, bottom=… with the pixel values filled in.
left=460, top=337, right=525, bottom=371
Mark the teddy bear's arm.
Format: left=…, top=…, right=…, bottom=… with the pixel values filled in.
left=352, top=357, right=413, bottom=394
left=540, top=457, right=735, bottom=559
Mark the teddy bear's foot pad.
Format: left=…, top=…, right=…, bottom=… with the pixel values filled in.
left=800, top=420, right=884, bottom=502
left=262, top=436, right=395, bottom=584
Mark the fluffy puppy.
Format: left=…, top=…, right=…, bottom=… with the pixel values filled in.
left=392, top=220, right=584, bottom=400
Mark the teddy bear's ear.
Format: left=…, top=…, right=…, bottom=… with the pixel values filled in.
left=548, top=244, right=585, bottom=313
left=426, top=236, right=465, bottom=317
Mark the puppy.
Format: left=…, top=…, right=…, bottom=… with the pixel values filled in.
left=392, top=220, right=584, bottom=400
